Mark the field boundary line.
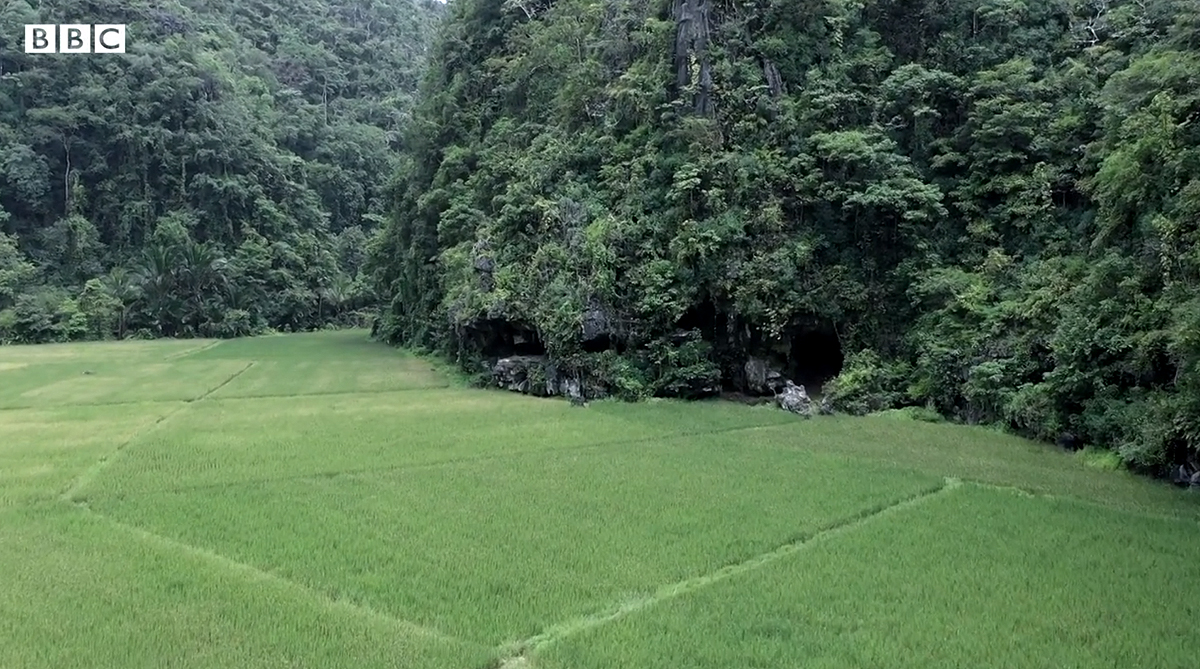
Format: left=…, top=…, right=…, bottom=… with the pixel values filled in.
left=732, top=435, right=1200, bottom=527
left=162, top=340, right=223, bottom=360
left=58, top=362, right=255, bottom=502
left=958, top=479, right=1200, bottom=526
left=494, top=478, right=960, bottom=662
left=108, top=422, right=793, bottom=497
left=192, top=361, right=254, bottom=400
left=79, top=507, right=474, bottom=648
left=0, top=398, right=179, bottom=411
left=58, top=402, right=192, bottom=502
left=0, top=383, right=452, bottom=411
left=201, top=384, right=454, bottom=401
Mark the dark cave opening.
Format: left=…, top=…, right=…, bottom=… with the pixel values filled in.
left=675, top=299, right=719, bottom=339
left=511, top=332, right=546, bottom=356
left=787, top=326, right=844, bottom=392
left=581, top=333, right=611, bottom=353
left=467, top=319, right=546, bottom=358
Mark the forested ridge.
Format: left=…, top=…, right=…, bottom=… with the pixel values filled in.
left=3, top=0, right=1199, bottom=478
left=370, top=0, right=1200, bottom=477
left=1, top=0, right=445, bottom=340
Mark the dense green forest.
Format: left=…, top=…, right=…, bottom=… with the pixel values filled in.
left=1, top=0, right=444, bottom=340
left=3, top=0, right=1198, bottom=479
left=370, top=0, right=1200, bottom=477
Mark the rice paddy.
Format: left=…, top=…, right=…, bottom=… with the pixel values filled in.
left=2, top=329, right=1198, bottom=667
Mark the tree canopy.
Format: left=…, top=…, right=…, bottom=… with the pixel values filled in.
left=0, top=0, right=445, bottom=340
left=370, top=0, right=1200, bottom=475
left=4, top=0, right=1198, bottom=478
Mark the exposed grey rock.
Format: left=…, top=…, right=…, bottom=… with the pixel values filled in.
left=672, top=0, right=713, bottom=115
left=473, top=239, right=495, bottom=290
left=473, top=254, right=494, bottom=273
left=744, top=357, right=767, bottom=391
left=762, top=58, right=784, bottom=97
left=492, top=355, right=545, bottom=394
left=581, top=299, right=612, bottom=345
left=1171, top=462, right=1200, bottom=487
left=777, top=381, right=813, bottom=418
left=493, top=354, right=607, bottom=402
left=543, top=361, right=560, bottom=397
left=744, top=357, right=786, bottom=395
left=551, top=373, right=591, bottom=404
left=560, top=376, right=582, bottom=401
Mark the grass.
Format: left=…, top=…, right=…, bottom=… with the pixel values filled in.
left=0, top=504, right=491, bottom=669
left=0, top=358, right=250, bottom=408
left=0, top=402, right=180, bottom=507
left=92, top=440, right=942, bottom=646
left=2, top=328, right=1198, bottom=667
left=540, top=485, right=1200, bottom=669
left=186, top=331, right=451, bottom=397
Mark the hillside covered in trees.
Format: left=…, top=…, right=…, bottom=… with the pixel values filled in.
left=370, top=0, right=1200, bottom=477
left=0, top=0, right=445, bottom=341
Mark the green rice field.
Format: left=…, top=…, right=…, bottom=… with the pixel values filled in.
left=2, top=330, right=1198, bottom=667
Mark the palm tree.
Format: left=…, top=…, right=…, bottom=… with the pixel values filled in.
left=176, top=240, right=228, bottom=334
left=135, top=244, right=180, bottom=336
left=319, top=273, right=355, bottom=322
left=99, top=267, right=141, bottom=338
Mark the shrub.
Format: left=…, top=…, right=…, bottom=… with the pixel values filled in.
left=646, top=331, right=721, bottom=398
left=1077, top=447, right=1124, bottom=471
left=825, top=349, right=911, bottom=415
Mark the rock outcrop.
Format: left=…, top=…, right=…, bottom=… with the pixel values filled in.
left=491, top=355, right=598, bottom=402
left=1170, top=461, right=1200, bottom=487
left=473, top=239, right=495, bottom=291
left=777, top=381, right=813, bottom=418
left=744, top=357, right=786, bottom=395
left=491, top=355, right=544, bottom=394
left=581, top=298, right=616, bottom=351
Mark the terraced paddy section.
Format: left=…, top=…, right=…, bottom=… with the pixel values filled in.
left=2, top=329, right=1198, bottom=667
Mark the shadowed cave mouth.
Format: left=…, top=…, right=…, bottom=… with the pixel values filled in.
left=740, top=324, right=845, bottom=395
left=471, top=310, right=844, bottom=395
left=467, top=319, right=546, bottom=358
left=676, top=302, right=845, bottom=394
left=788, top=325, right=845, bottom=392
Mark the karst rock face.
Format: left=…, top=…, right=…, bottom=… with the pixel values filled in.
left=491, top=355, right=598, bottom=402
left=744, top=357, right=787, bottom=396
left=371, top=0, right=1200, bottom=475
left=1171, top=462, right=1200, bottom=488
left=818, top=395, right=834, bottom=415
left=491, top=355, right=545, bottom=394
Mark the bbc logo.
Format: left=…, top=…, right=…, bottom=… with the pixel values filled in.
left=24, top=24, right=126, bottom=53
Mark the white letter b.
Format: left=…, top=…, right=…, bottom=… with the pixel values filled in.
left=24, top=25, right=56, bottom=53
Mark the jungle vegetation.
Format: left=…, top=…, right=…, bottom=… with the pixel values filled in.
left=370, top=0, right=1200, bottom=475
left=3, top=0, right=1198, bottom=476
left=0, top=0, right=446, bottom=340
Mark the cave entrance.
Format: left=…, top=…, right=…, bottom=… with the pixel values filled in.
left=468, top=319, right=546, bottom=358
left=788, top=326, right=844, bottom=393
